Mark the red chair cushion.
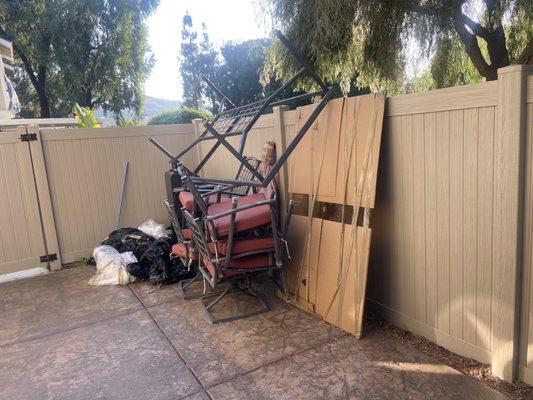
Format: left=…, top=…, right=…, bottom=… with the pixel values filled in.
left=171, top=243, right=198, bottom=261
left=182, top=228, right=192, bottom=240
left=207, top=193, right=271, bottom=237
left=202, top=254, right=272, bottom=279
left=228, top=254, right=271, bottom=268
left=179, top=191, right=231, bottom=211
left=208, top=237, right=274, bottom=255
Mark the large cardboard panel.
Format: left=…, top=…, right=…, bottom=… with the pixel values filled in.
left=284, top=92, right=384, bottom=338
left=290, top=98, right=344, bottom=201
left=289, top=92, right=385, bottom=209
left=343, top=93, right=385, bottom=208
left=321, top=223, right=371, bottom=338
left=286, top=218, right=371, bottom=337
left=284, top=215, right=322, bottom=312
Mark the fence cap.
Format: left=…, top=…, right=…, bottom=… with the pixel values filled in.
left=497, top=64, right=533, bottom=75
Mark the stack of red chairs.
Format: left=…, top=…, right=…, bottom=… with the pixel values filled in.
left=171, top=163, right=291, bottom=323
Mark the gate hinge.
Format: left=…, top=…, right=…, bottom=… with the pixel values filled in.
left=40, top=253, right=57, bottom=263
left=20, top=133, right=37, bottom=142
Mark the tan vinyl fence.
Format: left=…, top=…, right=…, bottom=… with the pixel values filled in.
left=367, top=65, right=533, bottom=384
left=0, top=123, right=198, bottom=274
left=38, top=124, right=198, bottom=264
left=520, top=70, right=533, bottom=384
left=0, top=65, right=531, bottom=384
left=0, top=129, right=52, bottom=275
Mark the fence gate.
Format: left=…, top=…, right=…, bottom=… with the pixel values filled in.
left=0, top=126, right=61, bottom=278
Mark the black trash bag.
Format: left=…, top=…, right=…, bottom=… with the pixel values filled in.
left=101, top=228, right=155, bottom=259
left=87, top=227, right=155, bottom=266
left=127, top=237, right=186, bottom=284
left=125, top=260, right=150, bottom=280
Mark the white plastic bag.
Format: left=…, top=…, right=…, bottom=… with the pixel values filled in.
left=88, top=245, right=137, bottom=286
left=138, top=219, right=170, bottom=239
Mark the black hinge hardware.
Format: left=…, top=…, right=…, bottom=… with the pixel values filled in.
left=40, top=253, right=58, bottom=263
left=20, top=133, right=37, bottom=142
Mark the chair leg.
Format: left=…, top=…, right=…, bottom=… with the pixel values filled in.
left=177, top=272, right=226, bottom=300
left=271, top=268, right=290, bottom=301
left=199, top=278, right=269, bottom=324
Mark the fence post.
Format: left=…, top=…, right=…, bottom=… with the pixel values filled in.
left=192, top=118, right=204, bottom=176
left=491, top=65, right=530, bottom=381
left=273, top=105, right=290, bottom=223
left=25, top=124, right=62, bottom=271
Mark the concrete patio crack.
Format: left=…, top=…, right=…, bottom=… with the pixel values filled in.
left=127, top=285, right=214, bottom=400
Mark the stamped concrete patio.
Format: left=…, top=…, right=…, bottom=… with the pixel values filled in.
left=0, top=266, right=507, bottom=400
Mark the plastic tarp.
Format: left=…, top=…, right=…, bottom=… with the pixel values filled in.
left=88, top=245, right=137, bottom=286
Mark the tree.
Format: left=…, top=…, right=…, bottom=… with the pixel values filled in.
left=406, top=36, right=484, bottom=94
left=0, top=0, right=158, bottom=118
left=179, top=13, right=217, bottom=110
left=259, top=0, right=532, bottom=93
left=406, top=11, right=531, bottom=93
left=212, top=40, right=270, bottom=109
left=177, top=14, right=326, bottom=115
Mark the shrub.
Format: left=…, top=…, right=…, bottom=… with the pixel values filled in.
left=116, top=118, right=142, bottom=127
left=147, top=106, right=213, bottom=125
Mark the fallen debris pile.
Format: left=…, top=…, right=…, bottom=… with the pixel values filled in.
left=128, top=237, right=191, bottom=285
left=89, top=220, right=192, bottom=285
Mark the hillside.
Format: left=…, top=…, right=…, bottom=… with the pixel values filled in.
left=94, top=96, right=181, bottom=126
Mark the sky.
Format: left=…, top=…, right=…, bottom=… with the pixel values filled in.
left=145, top=0, right=269, bottom=101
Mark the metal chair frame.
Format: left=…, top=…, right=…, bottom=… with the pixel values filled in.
left=148, top=30, right=336, bottom=193
left=181, top=206, right=284, bottom=323
left=177, top=166, right=294, bottom=304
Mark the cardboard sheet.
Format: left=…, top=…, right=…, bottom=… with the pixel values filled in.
left=284, top=91, right=385, bottom=338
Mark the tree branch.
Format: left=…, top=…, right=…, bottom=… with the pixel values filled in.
left=452, top=7, right=497, bottom=80
left=458, top=13, right=490, bottom=40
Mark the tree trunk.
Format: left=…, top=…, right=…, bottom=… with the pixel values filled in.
left=81, top=87, right=93, bottom=108
left=456, top=30, right=499, bottom=80
left=36, top=67, right=51, bottom=118
left=37, top=91, right=51, bottom=118
left=485, top=25, right=509, bottom=70
left=9, top=43, right=52, bottom=117
left=452, top=7, right=509, bottom=81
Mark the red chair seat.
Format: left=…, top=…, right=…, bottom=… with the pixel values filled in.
left=208, top=237, right=274, bottom=255
left=207, top=193, right=271, bottom=237
left=182, top=228, right=192, bottom=240
left=228, top=254, right=271, bottom=268
left=171, top=243, right=198, bottom=261
left=179, top=191, right=231, bottom=211
left=202, top=254, right=272, bottom=279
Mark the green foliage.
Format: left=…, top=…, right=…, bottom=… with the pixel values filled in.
left=404, top=71, right=436, bottom=94
left=147, top=106, right=213, bottom=125
left=430, top=37, right=484, bottom=89
left=179, top=13, right=217, bottom=110
left=506, top=6, right=533, bottom=63
left=405, top=11, right=532, bottom=94
left=404, top=37, right=484, bottom=94
left=211, top=39, right=270, bottom=109
left=259, top=0, right=532, bottom=94
left=116, top=118, right=142, bottom=127
left=72, top=103, right=100, bottom=128
left=179, top=15, right=298, bottom=114
left=0, top=0, right=158, bottom=119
